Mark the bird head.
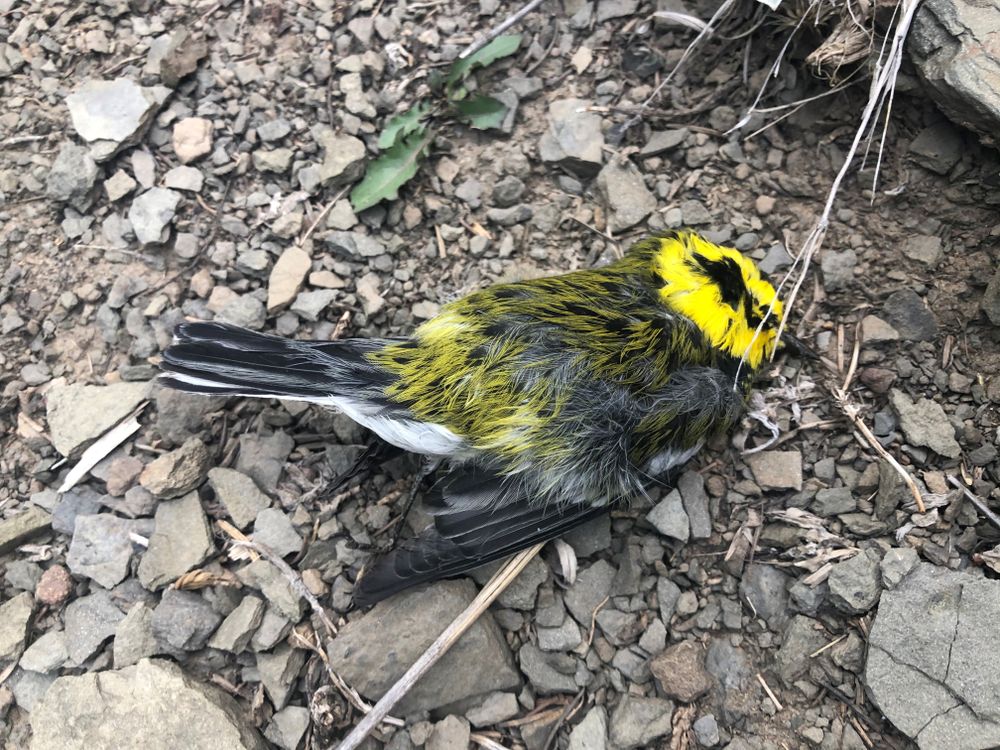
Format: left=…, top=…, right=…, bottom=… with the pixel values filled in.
left=651, top=231, right=785, bottom=371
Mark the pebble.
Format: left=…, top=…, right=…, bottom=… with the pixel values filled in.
left=608, top=694, right=674, bottom=749
left=812, top=487, right=857, bottom=516
left=172, top=117, right=214, bottom=164
left=19, top=630, right=68, bottom=674
left=903, top=234, right=944, bottom=265
left=882, top=289, right=939, bottom=341
left=218, top=294, right=267, bottom=329
left=828, top=548, right=883, bottom=614
left=646, top=489, right=689, bottom=542
left=208, top=595, right=265, bottom=653
left=45, top=380, right=150, bottom=457
left=466, top=691, right=520, bottom=727
left=0, top=592, right=33, bottom=665
left=908, top=121, right=963, bottom=175
left=538, top=98, right=604, bottom=176
left=64, top=588, right=125, bottom=665
left=889, top=389, right=961, bottom=458
left=564, top=559, right=616, bottom=625
left=238, top=560, right=305, bottom=621
left=66, top=513, right=138, bottom=589
left=754, top=195, right=776, bottom=216
left=739, top=563, right=790, bottom=624
left=129, top=187, right=181, bottom=245
left=66, top=78, right=170, bottom=159
left=820, top=248, right=857, bottom=290
left=253, top=147, right=294, bottom=173
left=640, top=128, right=688, bottom=156
left=131, top=150, right=156, bottom=188
left=0, top=506, right=52, bottom=554
left=426, top=716, right=471, bottom=750
left=355, top=272, right=385, bottom=315
left=257, top=118, right=292, bottom=142
left=290, top=289, right=337, bottom=321
left=693, top=714, right=721, bottom=747
left=746, top=450, right=803, bottom=491
left=678, top=470, right=712, bottom=539
left=158, top=29, right=208, bottom=87
left=649, top=640, right=712, bottom=702
left=31, top=659, right=269, bottom=750
left=163, top=165, right=204, bottom=192
left=113, top=601, right=158, bottom=668
left=139, top=437, right=210, bottom=498
left=264, top=705, right=310, bottom=750
left=208, top=467, right=271, bottom=529
left=35, top=565, right=72, bottom=606
left=45, top=141, right=98, bottom=210
left=151, top=589, right=222, bottom=651
left=569, top=705, right=608, bottom=750
left=595, top=157, right=656, bottom=232
left=137, top=491, right=215, bottom=590
left=861, top=315, right=900, bottom=342
left=252, top=508, right=303, bottom=558
left=236, top=432, right=293, bottom=493
left=518, top=642, right=578, bottom=693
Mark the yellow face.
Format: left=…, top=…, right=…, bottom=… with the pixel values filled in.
left=652, top=232, right=784, bottom=370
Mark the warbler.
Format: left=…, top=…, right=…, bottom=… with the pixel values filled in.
left=160, top=230, right=784, bottom=605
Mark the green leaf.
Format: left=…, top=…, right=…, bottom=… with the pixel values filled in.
left=446, top=34, right=522, bottom=88
left=377, top=104, right=430, bottom=150
left=453, top=95, right=508, bottom=130
left=350, top=129, right=431, bottom=212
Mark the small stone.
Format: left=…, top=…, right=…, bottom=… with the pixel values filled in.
left=828, top=549, right=883, bottom=614
left=267, top=246, right=311, bottom=311
left=132, top=150, right=156, bottom=188
left=158, top=30, right=208, bottom=87
left=265, top=705, right=310, bottom=750
left=983, top=267, right=1000, bottom=326
left=151, top=589, right=222, bottom=651
left=426, top=716, right=471, bottom=750
left=355, top=272, right=385, bottom=316
left=253, top=148, right=294, bottom=173
left=113, top=601, right=158, bottom=668
left=0, top=506, right=52, bottom=555
left=640, top=129, right=687, bottom=156
left=208, top=596, right=265, bottom=653
left=139, top=437, right=210, bottom=498
left=880, top=547, right=920, bottom=589
left=105, top=455, right=144, bottom=496
left=820, top=249, right=857, bottom=291
left=163, top=165, right=204, bottom=192
left=129, top=187, right=181, bottom=245
left=290, top=289, right=337, bottom=321
left=646, top=489, right=689, bottom=542
left=754, top=195, right=776, bottom=216
left=46, top=380, right=150, bottom=457
left=656, top=577, right=682, bottom=623
left=569, top=705, right=607, bottom=750
left=35, top=565, right=72, bottom=606
left=253, top=508, right=302, bottom=558
left=564, top=559, right=616, bottom=625
left=256, top=641, right=308, bottom=709
left=889, top=389, right=961, bottom=459
left=46, top=141, right=98, bottom=210
left=411, top=300, right=440, bottom=320
left=812, top=487, right=856, bottom=516
left=66, top=513, right=137, bottom=588
left=882, top=289, right=938, bottom=341
left=608, top=694, right=674, bottom=749
left=0, top=592, right=33, bottom=666
left=66, top=78, right=170, bottom=159
left=208, top=467, right=271, bottom=529
left=271, top=212, right=302, bottom=239
left=746, top=450, right=803, bottom=490
left=19, top=630, right=68, bottom=674
left=466, top=691, right=520, bottom=727
left=64, top=589, right=125, bottom=665
left=538, top=98, right=604, bottom=176
left=257, top=118, right=292, bottom=142
left=236, top=432, right=293, bottom=493
left=309, top=270, right=345, bottom=289
left=238, top=560, right=304, bottom=621
left=518, top=642, right=577, bottom=693
left=908, top=121, right=963, bottom=174
left=650, top=640, right=712, bottom=702
left=739, top=563, right=789, bottom=625
left=775, top=615, right=827, bottom=685
left=137, top=491, right=215, bottom=590
left=172, top=117, right=213, bottom=164
left=693, top=714, right=720, bottom=747
left=325, top=199, right=357, bottom=230
left=903, top=235, right=943, bottom=265
left=30, top=659, right=269, bottom=750
left=861, top=315, right=900, bottom=343
left=679, top=199, right=711, bottom=225
left=596, top=0, right=639, bottom=22
left=678, top=470, right=711, bottom=539
left=595, top=157, right=656, bottom=232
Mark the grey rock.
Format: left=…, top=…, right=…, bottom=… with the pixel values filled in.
left=789, top=579, right=828, bottom=616
left=151, top=589, right=222, bottom=651
left=909, top=121, right=965, bottom=173
left=30, top=659, right=268, bottom=749
left=325, top=230, right=386, bottom=258
left=264, top=705, right=310, bottom=750
left=538, top=98, right=604, bottom=176
left=650, top=640, right=712, bottom=702
left=66, top=513, right=137, bottom=588
left=646, top=489, right=689, bottom=542
left=256, top=642, right=306, bottom=710
left=739, top=563, right=789, bottom=625
left=426, top=716, right=470, bottom=750
left=218, top=294, right=267, bottom=330
left=518, top=642, right=578, bottom=693
left=46, top=141, right=99, bottom=210
left=883, top=289, right=938, bottom=341
left=154, top=387, right=227, bottom=447
left=983, top=266, right=1000, bottom=326
left=158, top=29, right=208, bottom=87
left=66, top=78, right=170, bottom=159
left=5, top=559, right=42, bottom=591
left=114, top=601, right=159, bottom=668
left=0, top=592, right=33, bottom=666
left=595, top=608, right=639, bottom=646
left=705, top=637, right=751, bottom=691
left=139, top=438, right=210, bottom=499
left=640, top=128, right=688, bottom=156
left=20, top=630, right=68, bottom=674
left=46, top=380, right=150, bottom=457
left=564, top=559, right=616, bottom=625
left=656, top=577, right=682, bottom=623
left=775, top=615, right=827, bottom=685
left=812, top=487, right=856, bottom=516
left=831, top=631, right=866, bottom=673
left=746, top=450, right=803, bottom=490
left=8, top=668, right=55, bottom=712
left=471, top=554, right=547, bottom=610
left=163, top=165, right=204, bottom=192
left=208, top=467, right=271, bottom=529
left=64, top=588, right=125, bottom=666
left=595, top=157, right=656, bottom=232
left=0, top=506, right=52, bottom=554
left=569, top=705, right=607, bottom=750
left=492, top=175, right=525, bottom=207
left=867, top=565, right=1000, bottom=747
left=910, top=0, right=1000, bottom=143
left=903, top=234, right=944, bottom=265
left=52, top=487, right=102, bottom=535
left=563, top=515, right=612, bottom=557
left=608, top=694, right=674, bottom=749
left=758, top=243, right=793, bottom=275
left=889, top=389, right=961, bottom=458
left=537, top=615, right=582, bottom=652
left=880, top=546, right=920, bottom=589
left=258, top=118, right=292, bottom=142
left=290, top=289, right=337, bottom=321
left=597, top=0, right=639, bottom=22
left=252, top=148, right=294, bottom=173
left=208, top=595, right=265, bottom=653
left=238, top=560, right=304, bottom=621
left=250, top=607, right=292, bottom=652
left=138, top=491, right=215, bottom=590
left=107, top=274, right=148, bottom=308
left=129, top=188, right=181, bottom=245
left=326, top=579, right=519, bottom=714
left=466, top=691, right=520, bottom=727
left=305, top=128, right=367, bottom=191
left=828, top=549, right=882, bottom=614
left=486, top=204, right=532, bottom=226
left=820, top=248, right=857, bottom=290
left=693, top=714, right=721, bottom=747
left=252, top=508, right=302, bottom=558
left=678, top=470, right=712, bottom=539
left=236, top=432, right=294, bottom=493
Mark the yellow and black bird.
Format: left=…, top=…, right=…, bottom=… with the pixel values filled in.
left=160, top=230, right=784, bottom=605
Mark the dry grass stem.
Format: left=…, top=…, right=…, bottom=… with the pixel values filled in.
left=458, top=0, right=545, bottom=60
left=947, top=475, right=1000, bottom=531
left=757, top=673, right=784, bottom=711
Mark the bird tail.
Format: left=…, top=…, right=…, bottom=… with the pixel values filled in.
left=160, top=321, right=395, bottom=403
left=352, top=467, right=612, bottom=607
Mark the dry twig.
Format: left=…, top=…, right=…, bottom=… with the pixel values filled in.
left=458, top=0, right=546, bottom=60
